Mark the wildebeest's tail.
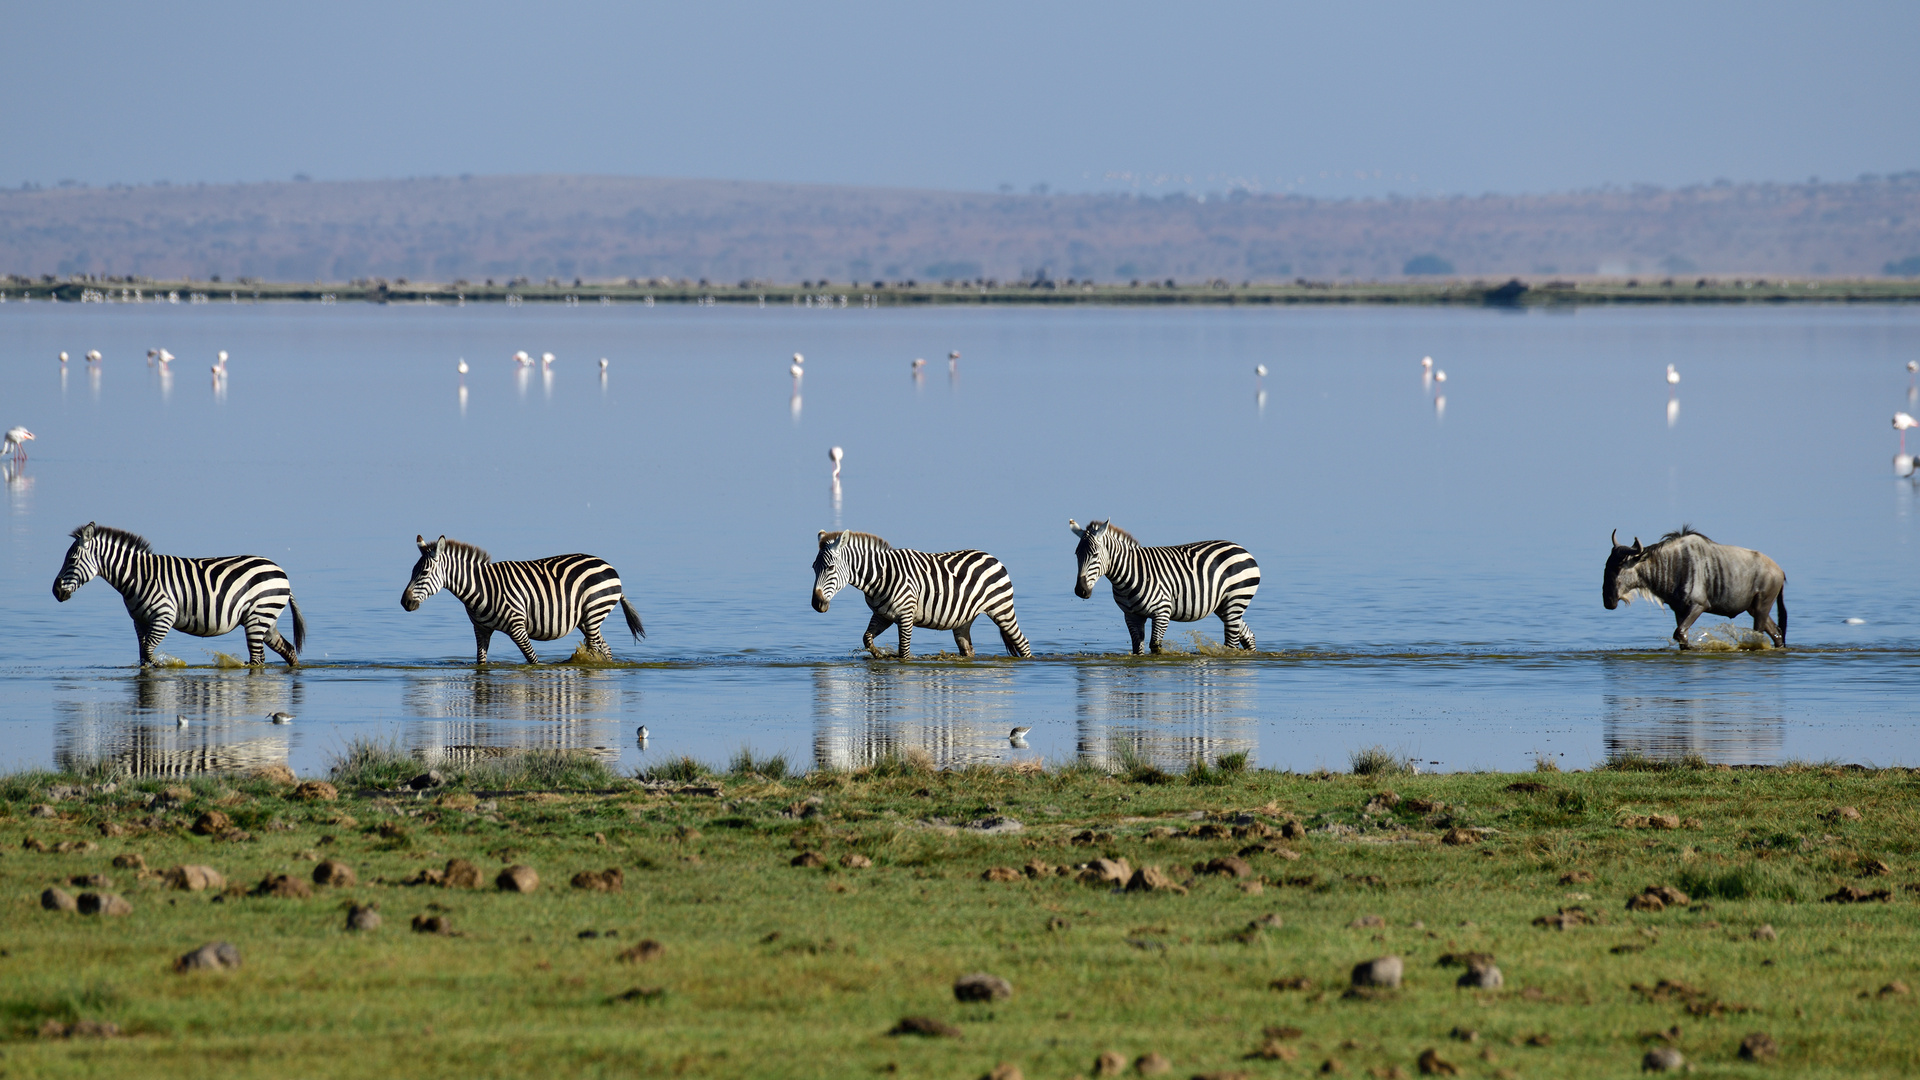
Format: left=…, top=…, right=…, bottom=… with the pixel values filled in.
left=1775, top=589, right=1787, bottom=645
left=621, top=596, right=646, bottom=641
left=289, top=594, right=307, bottom=654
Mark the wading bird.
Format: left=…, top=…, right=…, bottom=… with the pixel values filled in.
left=1896, top=412, right=1918, bottom=455
left=599, top=358, right=608, bottom=371
left=1434, top=370, right=1447, bottom=383
left=176, top=715, right=189, bottom=728
left=268, top=712, right=293, bottom=724
left=86, top=350, right=101, bottom=363
left=457, top=359, right=468, bottom=374
left=948, top=350, right=959, bottom=373
left=4, top=427, right=34, bottom=461
left=1421, top=356, right=1433, bottom=370
left=829, top=446, right=843, bottom=480
left=793, top=352, right=804, bottom=366
left=637, top=725, right=649, bottom=743
left=513, top=350, right=531, bottom=366
left=912, top=357, right=926, bottom=371
left=541, top=352, right=554, bottom=369
left=1666, top=364, right=1680, bottom=385
left=1255, top=364, right=1268, bottom=378
left=58, top=351, right=68, bottom=364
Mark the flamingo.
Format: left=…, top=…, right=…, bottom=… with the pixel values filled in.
left=457, top=359, right=469, bottom=374
left=1434, top=370, right=1447, bottom=383
left=1421, top=356, right=1433, bottom=370
left=86, top=350, right=101, bottom=363
left=58, top=351, right=68, bottom=364
left=790, top=361, right=804, bottom=379
left=793, top=352, right=804, bottom=366
left=1666, top=364, right=1680, bottom=385
left=829, top=446, right=843, bottom=480
left=513, top=350, right=531, bottom=366
left=948, top=349, right=959, bottom=373
left=157, top=349, right=173, bottom=366
left=912, top=358, right=926, bottom=371
left=1255, top=364, right=1268, bottom=377
left=1895, top=412, right=1918, bottom=456
left=599, top=358, right=608, bottom=371
left=146, top=349, right=157, bottom=366
left=541, top=352, right=555, bottom=369
left=4, top=427, right=33, bottom=461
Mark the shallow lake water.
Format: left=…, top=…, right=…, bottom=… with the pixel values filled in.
left=2, top=300, right=1916, bottom=777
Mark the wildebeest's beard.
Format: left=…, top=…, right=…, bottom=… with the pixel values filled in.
left=1602, top=531, right=1645, bottom=610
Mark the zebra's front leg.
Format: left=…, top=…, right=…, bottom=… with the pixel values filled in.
left=895, top=617, right=915, bottom=659
left=1148, top=611, right=1171, bottom=654
left=472, top=623, right=493, bottom=664
left=1124, top=611, right=1148, bottom=655
left=862, top=614, right=894, bottom=658
left=952, top=619, right=976, bottom=658
left=136, top=615, right=174, bottom=667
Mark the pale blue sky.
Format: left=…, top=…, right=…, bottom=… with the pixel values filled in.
left=4, top=0, right=1915, bottom=198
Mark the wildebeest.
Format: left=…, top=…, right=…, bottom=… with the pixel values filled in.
left=1602, top=527, right=1786, bottom=649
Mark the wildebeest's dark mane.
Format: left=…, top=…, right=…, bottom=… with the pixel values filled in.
left=1658, top=525, right=1710, bottom=545
left=73, top=524, right=151, bottom=553
left=439, top=538, right=492, bottom=562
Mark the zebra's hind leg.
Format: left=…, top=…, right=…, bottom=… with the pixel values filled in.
left=472, top=624, right=493, bottom=664
left=260, top=625, right=299, bottom=667
left=952, top=621, right=976, bottom=658
left=1220, top=611, right=1255, bottom=651
left=989, top=609, right=1033, bottom=658
left=580, top=627, right=612, bottom=660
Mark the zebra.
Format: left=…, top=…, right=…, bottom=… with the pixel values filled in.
left=810, top=530, right=1033, bottom=659
left=400, top=535, right=644, bottom=663
left=51, top=522, right=307, bottom=667
left=1068, top=519, right=1260, bottom=654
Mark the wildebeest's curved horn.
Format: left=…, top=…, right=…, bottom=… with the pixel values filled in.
left=1610, top=529, right=1617, bottom=547
left=1631, top=537, right=1642, bottom=553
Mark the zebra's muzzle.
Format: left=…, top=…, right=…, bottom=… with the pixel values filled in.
left=811, top=590, right=830, bottom=613
left=1074, top=581, right=1093, bottom=600
left=401, top=590, right=421, bottom=612
left=53, top=581, right=74, bottom=602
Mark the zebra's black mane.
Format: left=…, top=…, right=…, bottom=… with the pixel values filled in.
left=1100, top=522, right=1140, bottom=546
left=440, top=538, right=492, bottom=563
left=1658, top=525, right=1710, bottom=545
left=74, top=525, right=151, bottom=553
left=837, top=531, right=892, bottom=549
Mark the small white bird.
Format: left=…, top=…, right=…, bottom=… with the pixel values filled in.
left=86, top=349, right=102, bottom=363
left=790, top=363, right=804, bottom=379
left=1845, top=617, right=1868, bottom=625
left=949, top=350, right=960, bottom=360
left=157, top=349, right=174, bottom=365
left=268, top=711, right=293, bottom=725
left=1008, top=726, right=1031, bottom=740
left=637, top=725, right=650, bottom=741
left=1908, top=361, right=1918, bottom=374
left=513, top=350, right=531, bottom=366
left=1666, top=364, right=1680, bottom=385
left=793, top=352, right=804, bottom=365
left=1434, top=370, right=1447, bottom=383
left=912, top=358, right=926, bottom=371
left=457, top=359, right=469, bottom=374
left=542, top=352, right=555, bottom=369
left=176, top=714, right=189, bottom=728
left=3, top=427, right=34, bottom=461
left=599, top=358, right=608, bottom=370
left=1895, top=453, right=1915, bottom=478
left=1421, top=356, right=1433, bottom=370
left=58, top=351, right=69, bottom=364
left=216, top=349, right=228, bottom=365
left=949, top=350, right=959, bottom=372
left=829, top=445, right=843, bottom=479
left=1255, top=364, right=1268, bottom=377
left=146, top=348, right=157, bottom=365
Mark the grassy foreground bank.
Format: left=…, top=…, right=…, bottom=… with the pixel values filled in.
left=3, top=753, right=1918, bottom=1079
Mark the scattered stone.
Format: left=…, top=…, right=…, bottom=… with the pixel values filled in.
left=346, top=903, right=382, bottom=931
left=840, top=853, right=873, bottom=869
left=412, top=914, right=452, bottom=935
left=954, top=972, right=1014, bottom=1002
left=444, top=858, right=482, bottom=889
left=1737, top=1032, right=1778, bottom=1062
left=1441, top=829, right=1479, bottom=846
left=1823, top=806, right=1862, bottom=822
left=1093, top=1050, right=1129, bottom=1076
left=1457, top=964, right=1503, bottom=989
left=1859, top=858, right=1893, bottom=877
left=1199, top=856, right=1255, bottom=879
left=1524, top=1033, right=1553, bottom=1047
left=1641, top=1047, right=1684, bottom=1071
left=1645, top=885, right=1690, bottom=906
left=1249, top=1040, right=1299, bottom=1062
left=982, top=866, right=1022, bottom=882
left=1238, top=880, right=1265, bottom=895
left=1751, top=924, right=1778, bottom=942
left=1191, top=1072, right=1248, bottom=1080
left=1417, top=1048, right=1459, bottom=1076
left=253, top=874, right=312, bottom=899
left=1824, top=884, right=1892, bottom=904
left=1351, top=956, right=1404, bottom=988
left=163, top=864, right=225, bottom=891
left=790, top=850, right=827, bottom=868
left=69, top=873, right=111, bottom=889
left=1319, top=1060, right=1345, bottom=1075
left=190, top=810, right=233, bottom=835
left=1125, top=866, right=1188, bottom=895
left=1559, top=870, right=1596, bottom=885
left=407, top=770, right=445, bottom=790
left=1021, top=859, right=1055, bottom=878
left=38, top=1018, right=120, bottom=1039
left=1349, top=914, right=1387, bottom=929
left=496, top=865, right=540, bottom=893
left=292, top=780, right=338, bottom=802
left=571, top=868, right=625, bottom=891
left=888, top=1016, right=961, bottom=1038
left=41, top=887, right=78, bottom=912
left=611, top=985, right=665, bottom=1003
left=981, top=1064, right=1024, bottom=1080
left=312, top=860, right=357, bottom=887
left=966, top=815, right=1024, bottom=834
left=1079, top=858, right=1133, bottom=886
left=1627, top=893, right=1665, bottom=913
left=1279, top=820, right=1307, bottom=839
left=249, top=763, right=297, bottom=785
left=1646, top=814, right=1680, bottom=830
left=111, top=852, right=145, bottom=871
left=1878, top=981, right=1910, bottom=997
left=1070, top=829, right=1115, bottom=846
left=617, top=939, right=665, bottom=963
left=1270, top=976, right=1314, bottom=991
left=1133, top=1052, right=1171, bottom=1075
left=29, top=803, right=57, bottom=818
left=1449, top=1028, right=1477, bottom=1042
left=174, top=941, right=242, bottom=972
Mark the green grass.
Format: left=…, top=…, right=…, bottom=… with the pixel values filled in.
left=4, top=762, right=1919, bottom=1077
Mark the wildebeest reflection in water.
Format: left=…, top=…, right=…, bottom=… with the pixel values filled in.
left=55, top=671, right=297, bottom=777
left=1601, top=654, right=1787, bottom=765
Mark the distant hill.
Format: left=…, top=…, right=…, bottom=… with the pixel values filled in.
left=3, top=172, right=1918, bottom=283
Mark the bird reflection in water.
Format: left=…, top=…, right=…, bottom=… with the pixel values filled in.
left=1667, top=397, right=1680, bottom=429
left=515, top=365, right=530, bottom=399
left=1255, top=364, right=1268, bottom=419
left=829, top=446, right=844, bottom=527
left=3, top=458, right=31, bottom=510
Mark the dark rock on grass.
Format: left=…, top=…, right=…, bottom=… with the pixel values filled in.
left=982, top=866, right=1022, bottom=882
left=1125, top=866, right=1188, bottom=895
left=41, top=887, right=77, bottom=912
left=1449, top=1027, right=1477, bottom=1042
left=111, top=852, right=146, bottom=871
left=571, top=867, right=625, bottom=891
left=1093, top=1051, right=1128, bottom=1076
left=980, top=1064, right=1024, bottom=1080
left=1198, top=856, right=1255, bottom=879
left=38, top=1018, right=120, bottom=1039
left=1878, top=980, right=1910, bottom=997
left=1824, top=884, right=1892, bottom=904
left=496, top=865, right=540, bottom=893
left=1641, top=1046, right=1684, bottom=1071
left=1441, top=828, right=1480, bottom=846
left=1525, top=1032, right=1553, bottom=1047
left=1351, top=955, right=1404, bottom=988
left=888, top=1016, right=961, bottom=1038
left=1559, top=870, right=1596, bottom=885
left=1738, top=1032, right=1778, bottom=1062
left=790, top=850, right=827, bottom=868
left=1456, top=964, right=1503, bottom=989
left=77, top=892, right=132, bottom=916
left=174, top=941, right=242, bottom=972
left=29, top=803, right=58, bottom=818
left=1079, top=858, right=1132, bottom=886
left=191, top=810, right=232, bottom=836
left=1132, top=1052, right=1171, bottom=1075
left=254, top=874, right=313, bottom=899
left=163, top=864, right=225, bottom=892
left=69, top=873, right=112, bottom=889
left=1858, top=857, right=1893, bottom=877
left=407, top=770, right=445, bottom=790
left=1627, top=893, right=1667, bottom=913
left=1504, top=781, right=1548, bottom=793
left=1248, top=1039, right=1299, bottom=1062
left=411, top=914, right=452, bottom=935
left=1279, top=820, right=1307, bottom=840
left=611, top=986, right=666, bottom=1004
left=313, top=859, right=357, bottom=887
left=617, top=939, right=665, bottom=963
left=445, top=858, right=482, bottom=889
left=292, top=780, right=338, bottom=802
left=1644, top=885, right=1690, bottom=906
left=954, top=973, right=1013, bottom=1002
left=1823, top=806, right=1862, bottom=822
left=346, top=903, right=382, bottom=931
left=840, top=853, right=873, bottom=869
left=1751, top=924, right=1778, bottom=941
left=1417, top=1048, right=1460, bottom=1075
left=1190, top=1071, right=1247, bottom=1080
left=1021, top=860, right=1056, bottom=878
left=1319, top=1059, right=1345, bottom=1074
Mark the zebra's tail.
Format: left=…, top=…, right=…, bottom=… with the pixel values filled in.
left=288, top=594, right=307, bottom=655
left=621, top=596, right=646, bottom=641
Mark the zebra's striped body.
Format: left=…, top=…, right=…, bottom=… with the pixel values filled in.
left=1070, top=519, right=1259, bottom=654
left=51, top=523, right=307, bottom=667
left=811, top=530, right=1033, bottom=659
left=401, top=535, right=644, bottom=663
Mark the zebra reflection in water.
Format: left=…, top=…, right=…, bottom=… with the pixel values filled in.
left=402, top=668, right=624, bottom=766
left=810, top=663, right=1026, bottom=771
left=56, top=672, right=298, bottom=777
left=1072, top=663, right=1257, bottom=772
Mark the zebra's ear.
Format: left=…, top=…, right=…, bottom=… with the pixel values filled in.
left=818, top=530, right=829, bottom=544
left=416, top=534, right=428, bottom=550
left=1068, top=519, right=1082, bottom=537
left=81, top=522, right=95, bottom=540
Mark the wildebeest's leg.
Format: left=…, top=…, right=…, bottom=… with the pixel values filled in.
left=1672, top=603, right=1706, bottom=649
left=1149, top=611, right=1171, bottom=654
left=862, top=614, right=893, bottom=658
left=472, top=623, right=493, bottom=664
left=504, top=621, right=541, bottom=664
left=952, top=619, right=976, bottom=658
left=1124, top=611, right=1148, bottom=655
left=1752, top=593, right=1785, bottom=648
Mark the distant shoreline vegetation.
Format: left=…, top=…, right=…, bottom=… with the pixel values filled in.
left=7, top=273, right=1920, bottom=307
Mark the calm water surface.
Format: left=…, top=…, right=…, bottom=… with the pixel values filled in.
left=1, top=301, right=1915, bottom=776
